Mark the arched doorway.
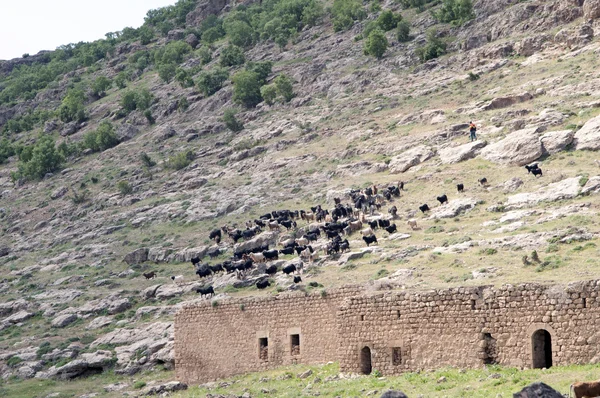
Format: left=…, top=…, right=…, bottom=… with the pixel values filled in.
left=360, top=346, right=372, bottom=374
left=532, top=329, right=552, bottom=369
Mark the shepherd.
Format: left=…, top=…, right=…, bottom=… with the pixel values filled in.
left=469, top=121, right=477, bottom=142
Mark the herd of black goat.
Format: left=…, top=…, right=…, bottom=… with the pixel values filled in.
left=156, top=162, right=543, bottom=299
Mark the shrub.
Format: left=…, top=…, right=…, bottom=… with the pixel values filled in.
left=7, top=357, right=23, bottom=368
left=468, top=71, right=480, bottom=81
left=175, top=68, right=194, bottom=88
left=71, top=189, right=90, bottom=204
left=202, top=26, right=226, bottom=44
left=166, top=150, right=194, bottom=170
left=139, top=26, right=154, bottom=45
left=220, top=44, right=245, bottom=67
left=83, top=121, right=119, bottom=152
left=120, top=89, right=154, bottom=112
left=416, top=29, right=446, bottom=62
left=91, top=76, right=112, bottom=97
left=260, top=84, right=277, bottom=105
left=332, top=0, right=366, bottom=32
left=377, top=10, right=402, bottom=31
left=117, top=180, right=133, bottom=196
left=223, top=108, right=244, bottom=132
left=144, top=110, right=155, bottom=125
left=153, top=41, right=192, bottom=65
left=59, top=89, right=87, bottom=123
left=15, top=135, right=64, bottom=180
left=0, top=139, right=15, bottom=164
left=36, top=342, right=52, bottom=359
left=371, top=369, right=382, bottom=377
left=245, top=61, right=272, bottom=85
left=225, top=20, right=255, bottom=48
left=133, top=381, right=147, bottom=389
left=396, top=20, right=411, bottom=42
left=433, top=0, right=475, bottom=26
left=274, top=74, right=294, bottom=102
left=232, top=70, right=262, bottom=108
left=197, top=67, right=229, bottom=96
left=364, top=29, right=388, bottom=59
left=196, top=46, right=212, bottom=64
left=140, top=152, right=156, bottom=168
left=115, top=72, right=128, bottom=89
left=158, top=63, right=177, bottom=83
left=178, top=97, right=189, bottom=112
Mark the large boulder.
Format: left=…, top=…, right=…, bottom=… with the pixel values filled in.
left=506, top=177, right=582, bottom=207
left=143, top=381, right=187, bottom=395
left=439, top=141, right=487, bottom=164
left=584, top=0, right=600, bottom=20
left=480, top=92, right=533, bottom=111
left=50, top=350, right=115, bottom=379
left=380, top=391, right=408, bottom=398
left=123, top=248, right=149, bottom=265
left=388, top=145, right=435, bottom=173
left=429, top=198, right=479, bottom=219
left=51, top=314, right=78, bottom=328
left=540, top=129, right=574, bottom=154
left=512, top=382, right=563, bottom=398
left=115, top=123, right=139, bottom=142
left=574, top=114, right=600, bottom=150
left=233, top=231, right=279, bottom=255
left=480, top=127, right=544, bottom=166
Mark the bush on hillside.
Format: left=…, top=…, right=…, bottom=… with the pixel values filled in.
left=223, top=108, right=244, bottom=132
left=58, top=89, right=87, bottom=123
left=232, top=71, right=263, bottom=108
left=196, top=46, right=212, bottom=64
left=14, top=135, right=64, bottom=180
left=153, top=41, right=192, bottom=66
left=83, top=121, right=119, bottom=153
left=245, top=61, right=273, bottom=85
left=175, top=68, right=194, bottom=88
left=166, top=150, right=194, bottom=170
left=396, top=20, right=411, bottom=42
left=433, top=0, right=475, bottom=25
left=376, top=10, right=402, bottom=31
left=115, top=72, right=129, bottom=89
left=91, top=76, right=112, bottom=97
left=364, top=29, right=388, bottom=59
left=260, top=84, right=277, bottom=105
left=332, top=0, right=366, bottom=32
left=0, top=139, right=15, bottom=164
left=220, top=45, right=246, bottom=67
left=120, top=89, right=153, bottom=112
left=274, top=74, right=294, bottom=102
left=225, top=20, right=255, bottom=48
left=158, top=63, right=177, bottom=83
left=416, top=29, right=446, bottom=62
left=197, top=67, right=229, bottom=96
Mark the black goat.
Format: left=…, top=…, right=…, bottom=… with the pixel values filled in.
left=339, top=239, right=350, bottom=253
left=378, top=219, right=390, bottom=228
left=479, top=177, right=488, bottom=186
left=362, top=235, right=378, bottom=246
left=209, top=263, right=224, bottom=274
left=293, top=276, right=302, bottom=283
left=532, top=168, right=543, bottom=177
left=207, top=247, right=221, bottom=259
left=388, top=206, right=398, bottom=218
left=280, top=247, right=295, bottom=255
left=437, top=194, right=448, bottom=205
left=195, top=265, right=212, bottom=278
left=191, top=257, right=201, bottom=267
left=265, top=264, right=278, bottom=275
left=385, top=224, right=397, bottom=234
left=457, top=184, right=464, bottom=193
left=282, top=264, right=297, bottom=275
left=525, top=164, right=539, bottom=173
left=368, top=220, right=378, bottom=230
left=256, top=280, right=271, bottom=289
left=196, top=285, right=214, bottom=298
left=419, top=204, right=430, bottom=213
left=209, top=229, right=221, bottom=243
left=263, top=250, right=279, bottom=261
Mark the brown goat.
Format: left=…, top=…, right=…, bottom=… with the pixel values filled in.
left=571, top=380, right=600, bottom=398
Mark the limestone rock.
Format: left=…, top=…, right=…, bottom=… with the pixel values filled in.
left=234, top=232, right=279, bottom=256
left=185, top=33, right=199, bottom=49
left=512, top=382, right=563, bottom=398
left=0, top=299, right=28, bottom=317
left=91, top=322, right=172, bottom=348
left=143, top=381, right=187, bottom=395
left=51, top=350, right=115, bottom=379
left=123, top=248, right=148, bottom=265
left=429, top=198, right=479, bottom=219
left=554, top=24, right=593, bottom=48
left=582, top=176, right=600, bottom=195
left=515, top=35, right=550, bottom=57
left=86, top=316, right=113, bottom=330
left=51, top=314, right=78, bottom=328
left=115, top=123, right=139, bottom=142
left=298, top=369, right=313, bottom=379
left=502, top=177, right=524, bottom=193
left=2, top=310, right=34, bottom=325
left=480, top=92, right=533, bottom=111
left=540, top=129, right=573, bottom=154
left=584, top=0, right=600, bottom=20
left=50, top=186, right=68, bottom=200
left=338, top=252, right=365, bottom=264
left=574, top=114, right=600, bottom=150
left=439, top=141, right=487, bottom=164
left=506, top=177, right=581, bottom=207
left=380, top=391, right=408, bottom=398
left=480, top=127, right=544, bottom=166
left=388, top=145, right=435, bottom=173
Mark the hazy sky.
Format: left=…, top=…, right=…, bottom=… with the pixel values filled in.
left=0, top=0, right=178, bottom=60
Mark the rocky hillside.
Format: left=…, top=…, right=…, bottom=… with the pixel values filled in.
left=2, top=0, right=600, bottom=393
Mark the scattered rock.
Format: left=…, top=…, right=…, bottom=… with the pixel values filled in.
left=502, top=177, right=524, bottom=193
left=380, top=391, right=408, bottom=398
left=540, top=129, right=574, bottom=154
left=123, top=248, right=149, bottom=265
left=142, top=381, right=187, bottom=395
left=298, top=369, right=313, bottom=379
left=480, top=127, right=544, bottom=166
left=429, top=198, right=479, bottom=219
left=574, top=114, right=600, bottom=150
left=480, top=92, right=533, bottom=111
left=50, top=186, right=69, bottom=200
left=115, top=123, right=139, bottom=142
left=439, top=140, right=487, bottom=164
left=51, top=314, right=78, bottom=328
left=506, top=177, right=582, bottom=207
left=388, top=145, right=435, bottom=173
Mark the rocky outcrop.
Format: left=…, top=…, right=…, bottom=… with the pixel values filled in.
left=123, top=248, right=149, bottom=265
left=142, top=381, right=187, bottom=395
left=116, top=123, right=140, bottom=142
left=388, top=146, right=435, bottom=173
left=513, top=382, right=563, bottom=398
left=428, top=198, right=479, bottom=219
left=584, top=0, right=600, bottom=20
left=574, top=115, right=600, bottom=150
left=438, top=141, right=487, bottom=164
left=380, top=391, right=408, bottom=398
left=540, top=129, right=573, bottom=154
left=506, top=177, right=582, bottom=207
left=46, top=351, right=115, bottom=380
left=480, top=127, right=544, bottom=166
left=233, top=232, right=279, bottom=255
left=51, top=314, right=78, bottom=328
left=480, top=92, right=533, bottom=111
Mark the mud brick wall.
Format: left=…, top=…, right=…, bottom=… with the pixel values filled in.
left=175, top=280, right=600, bottom=384
left=175, top=286, right=363, bottom=384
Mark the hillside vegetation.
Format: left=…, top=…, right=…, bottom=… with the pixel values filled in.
left=2, top=0, right=600, bottom=395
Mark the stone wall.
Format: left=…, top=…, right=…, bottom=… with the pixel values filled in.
left=175, top=280, right=600, bottom=384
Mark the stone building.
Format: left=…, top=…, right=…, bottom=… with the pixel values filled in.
left=175, top=280, right=600, bottom=384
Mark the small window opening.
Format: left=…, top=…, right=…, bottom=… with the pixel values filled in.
left=360, top=314, right=365, bottom=321
left=471, top=300, right=476, bottom=310
left=583, top=297, right=587, bottom=308
left=290, top=334, right=300, bottom=356
left=259, top=338, right=268, bottom=361
left=396, top=310, right=401, bottom=319
left=392, top=347, right=402, bottom=365
left=483, top=333, right=498, bottom=365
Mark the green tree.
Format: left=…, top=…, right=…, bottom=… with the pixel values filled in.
left=120, top=89, right=153, bottom=112
left=59, top=89, right=87, bottom=123
left=154, top=41, right=192, bottom=65
left=396, top=20, right=411, bottom=42
left=202, top=26, right=226, bottom=44
left=83, top=121, right=119, bottom=152
left=274, top=74, right=294, bottom=102
left=220, top=45, right=245, bottom=67
left=433, top=0, right=475, bottom=25
left=260, top=84, right=277, bottom=105
left=121, top=91, right=137, bottom=112
left=416, top=29, right=446, bottom=61
left=0, top=139, right=15, bottom=164
left=246, top=61, right=272, bottom=85
left=91, top=76, right=112, bottom=97
left=223, top=108, right=244, bottom=132
left=158, top=63, right=177, bottom=83
left=175, top=68, right=194, bottom=88
left=377, top=10, right=402, bottom=31
left=115, top=72, right=128, bottom=89
left=197, top=67, right=229, bottom=96
left=139, top=25, right=154, bottom=45
left=18, top=135, right=64, bottom=180
left=232, top=70, right=262, bottom=108
left=196, top=46, right=212, bottom=65
left=364, top=29, right=388, bottom=59
left=225, top=20, right=255, bottom=48
left=332, top=0, right=366, bottom=32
